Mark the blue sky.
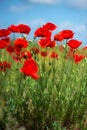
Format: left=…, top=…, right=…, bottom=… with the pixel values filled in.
left=0, top=0, right=87, bottom=45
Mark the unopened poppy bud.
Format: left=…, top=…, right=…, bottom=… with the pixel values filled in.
left=23, top=34, right=27, bottom=39
left=29, top=39, right=32, bottom=43
left=63, top=44, right=65, bottom=48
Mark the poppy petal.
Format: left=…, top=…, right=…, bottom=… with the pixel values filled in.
left=67, top=39, right=82, bottom=49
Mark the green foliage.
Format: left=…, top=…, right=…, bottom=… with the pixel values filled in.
left=0, top=44, right=87, bottom=130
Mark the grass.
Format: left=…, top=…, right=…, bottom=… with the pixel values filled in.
left=0, top=41, right=87, bottom=130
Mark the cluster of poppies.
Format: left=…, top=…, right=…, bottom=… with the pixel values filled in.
left=34, top=22, right=85, bottom=63
left=0, top=22, right=86, bottom=79
left=34, top=22, right=82, bottom=49
left=0, top=24, right=39, bottom=79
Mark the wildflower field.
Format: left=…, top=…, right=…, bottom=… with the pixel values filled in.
left=0, top=22, right=87, bottom=130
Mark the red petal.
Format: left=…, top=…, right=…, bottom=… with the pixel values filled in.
left=34, top=27, right=51, bottom=38
left=60, top=30, right=74, bottom=39
left=40, top=51, right=48, bottom=57
left=14, top=38, right=28, bottom=48
left=6, top=45, right=14, bottom=54
left=20, top=58, right=39, bottom=77
left=43, top=22, right=57, bottom=31
left=17, top=24, right=31, bottom=34
left=7, top=25, right=19, bottom=33
left=31, top=73, right=40, bottom=79
left=67, top=39, right=82, bottom=49
left=54, top=33, right=64, bottom=41
left=74, top=54, right=85, bottom=63
left=48, top=40, right=56, bottom=48
left=38, top=38, right=51, bottom=48
left=0, top=37, right=10, bottom=49
left=50, top=51, right=58, bottom=59
left=0, top=29, right=11, bottom=37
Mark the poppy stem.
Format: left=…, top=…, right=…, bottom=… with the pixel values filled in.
left=21, top=33, right=24, bottom=38
left=13, top=33, right=15, bottom=41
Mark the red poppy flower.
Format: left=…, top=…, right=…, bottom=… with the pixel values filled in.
left=50, top=51, right=58, bottom=59
left=38, top=38, right=51, bottom=48
left=60, top=30, right=74, bottom=39
left=6, top=45, right=14, bottom=54
left=20, top=58, right=40, bottom=79
left=0, top=29, right=11, bottom=37
left=14, top=38, right=28, bottom=48
left=48, top=40, right=56, bottom=48
left=34, top=27, right=51, bottom=38
left=43, top=22, right=57, bottom=31
left=30, top=47, right=39, bottom=54
left=13, top=46, right=21, bottom=54
left=0, top=37, right=10, bottom=49
left=82, top=46, right=87, bottom=50
left=0, top=61, right=11, bottom=72
left=73, top=54, right=85, bottom=63
left=20, top=50, right=32, bottom=59
left=67, top=39, right=82, bottom=49
left=17, top=24, right=31, bottom=34
left=54, top=33, right=64, bottom=41
left=11, top=46, right=24, bottom=62
left=7, top=25, right=19, bottom=33
left=3, top=61, right=11, bottom=69
left=40, top=51, right=48, bottom=57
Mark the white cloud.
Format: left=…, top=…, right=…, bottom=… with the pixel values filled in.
left=59, top=21, right=86, bottom=33
left=28, top=0, right=62, bottom=4
left=9, top=5, right=32, bottom=12
left=67, top=0, right=87, bottom=9
left=74, top=24, right=87, bottom=33
left=23, top=0, right=87, bottom=9
left=29, top=19, right=45, bottom=27
left=59, top=21, right=73, bottom=30
left=17, top=18, right=45, bottom=28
